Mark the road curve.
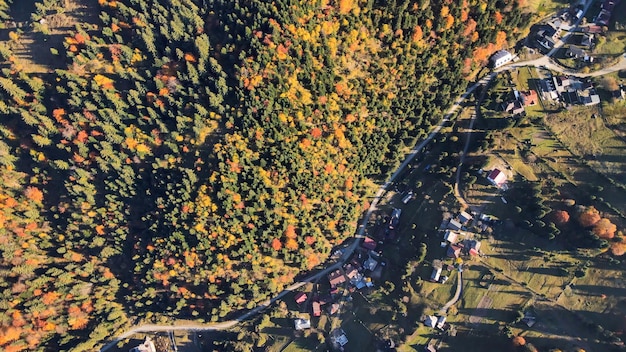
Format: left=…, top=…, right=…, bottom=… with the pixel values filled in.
left=99, top=69, right=493, bottom=352
left=99, top=55, right=623, bottom=351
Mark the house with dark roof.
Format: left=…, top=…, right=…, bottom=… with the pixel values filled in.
left=330, top=329, right=349, bottom=348
left=424, top=315, right=438, bottom=328
left=468, top=240, right=482, bottom=256
left=567, top=46, right=586, bottom=60
left=436, top=316, right=447, bottom=329
left=362, top=236, right=377, bottom=250
left=447, top=244, right=462, bottom=258
left=539, top=78, right=559, bottom=100
left=581, top=33, right=595, bottom=49
left=502, top=100, right=525, bottom=115
left=390, top=208, right=402, bottom=229
left=459, top=211, right=473, bottom=224
left=294, top=292, right=307, bottom=304
left=447, top=219, right=462, bottom=231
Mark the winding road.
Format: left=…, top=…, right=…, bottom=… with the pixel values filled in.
left=99, top=62, right=495, bottom=352
left=100, top=10, right=626, bottom=350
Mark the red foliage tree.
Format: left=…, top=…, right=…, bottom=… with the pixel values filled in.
left=551, top=210, right=570, bottom=226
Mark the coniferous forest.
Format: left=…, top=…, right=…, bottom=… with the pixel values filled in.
left=0, top=0, right=528, bottom=349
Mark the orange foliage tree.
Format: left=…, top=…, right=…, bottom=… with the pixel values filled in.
left=578, top=206, right=601, bottom=227
left=271, top=238, right=282, bottom=251
left=610, top=241, right=626, bottom=256
left=494, top=11, right=503, bottom=25
left=593, top=218, right=617, bottom=239
left=23, top=187, right=43, bottom=203
left=512, top=335, right=526, bottom=346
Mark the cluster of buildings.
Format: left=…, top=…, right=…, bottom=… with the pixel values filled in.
left=539, top=75, right=600, bottom=106
left=595, top=0, right=620, bottom=27
left=293, top=210, right=395, bottom=331
left=501, top=89, right=538, bottom=116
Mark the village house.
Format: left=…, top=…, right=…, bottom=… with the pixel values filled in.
left=430, top=267, right=443, bottom=282
left=490, top=50, right=513, bottom=68
left=447, top=244, right=462, bottom=258
left=595, top=0, right=618, bottom=27
left=611, top=87, right=625, bottom=100
left=330, top=329, right=349, bottom=348
left=312, top=301, right=321, bottom=317
left=447, top=219, right=463, bottom=231
left=539, top=78, right=559, bottom=100
left=581, top=33, right=595, bottom=49
left=424, top=315, right=438, bottom=328
left=521, top=90, right=538, bottom=106
left=294, top=292, right=307, bottom=304
left=390, top=208, right=402, bottom=229
left=487, top=168, right=507, bottom=188
left=568, top=46, right=586, bottom=59
left=294, top=318, right=311, bottom=330
left=459, top=211, right=473, bottom=224
left=436, top=316, right=447, bottom=330
left=363, top=255, right=379, bottom=271
left=344, top=263, right=359, bottom=281
left=502, top=100, right=525, bottom=115
left=129, top=337, right=156, bottom=352
left=362, top=236, right=377, bottom=250
left=443, top=230, right=459, bottom=244
left=425, top=345, right=437, bottom=352
left=467, top=240, right=482, bottom=256
left=328, top=269, right=346, bottom=287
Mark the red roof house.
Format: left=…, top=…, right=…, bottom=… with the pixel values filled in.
left=294, top=292, right=307, bottom=304
left=522, top=90, right=538, bottom=106
left=362, top=236, right=377, bottom=250
left=328, top=269, right=346, bottom=287
left=487, top=169, right=507, bottom=187
left=312, top=301, right=321, bottom=317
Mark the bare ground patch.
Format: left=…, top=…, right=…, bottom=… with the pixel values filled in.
left=1, top=0, right=100, bottom=73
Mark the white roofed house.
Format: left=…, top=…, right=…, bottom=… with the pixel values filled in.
left=459, top=211, right=473, bottom=224
left=490, top=50, right=513, bottom=68
left=424, top=315, right=438, bottom=328
left=443, top=230, right=459, bottom=244
left=130, top=337, right=156, bottom=352
left=430, top=267, right=443, bottom=282
left=294, top=318, right=311, bottom=330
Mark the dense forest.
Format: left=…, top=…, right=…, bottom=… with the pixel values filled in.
left=0, top=0, right=528, bottom=349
